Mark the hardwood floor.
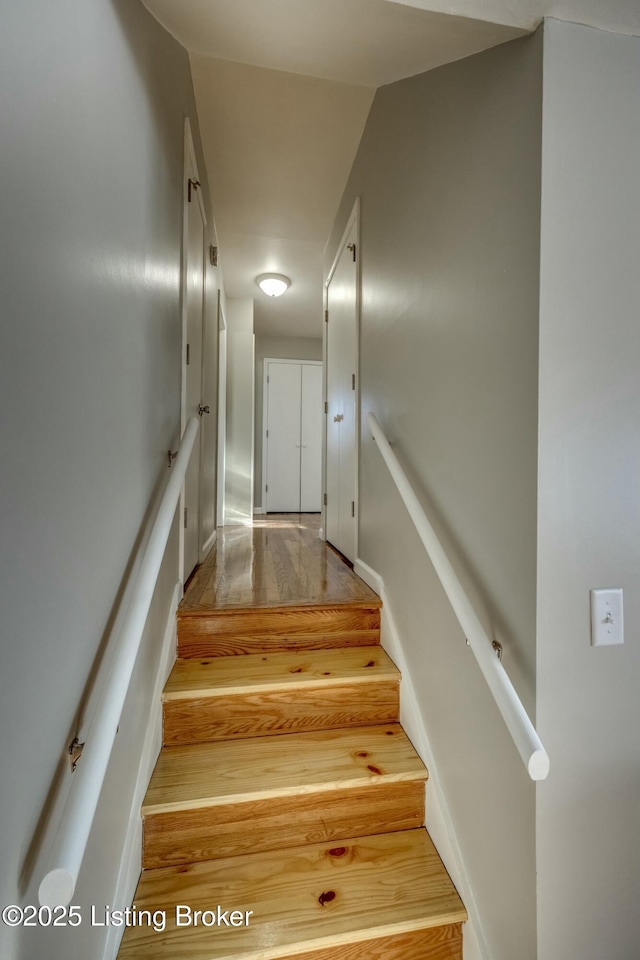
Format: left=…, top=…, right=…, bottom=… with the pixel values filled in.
left=118, top=514, right=466, bottom=960
left=181, top=514, right=379, bottom=611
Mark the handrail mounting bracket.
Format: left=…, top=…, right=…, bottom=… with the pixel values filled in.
left=68, top=737, right=85, bottom=772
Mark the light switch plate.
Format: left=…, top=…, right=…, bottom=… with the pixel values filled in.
left=590, top=588, right=624, bottom=646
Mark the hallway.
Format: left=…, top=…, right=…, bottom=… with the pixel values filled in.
left=5, top=4, right=640, bottom=959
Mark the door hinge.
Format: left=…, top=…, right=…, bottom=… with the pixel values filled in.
left=267, top=375, right=270, bottom=383
left=324, top=401, right=328, bottom=414
left=266, top=429, right=269, bottom=438
left=188, top=178, right=200, bottom=202
left=186, top=343, right=190, bottom=365
left=184, top=506, right=188, bottom=529
left=351, top=501, right=355, bottom=518
left=323, top=493, right=327, bottom=506
left=324, top=309, right=329, bottom=323
left=209, top=244, right=218, bottom=266
left=347, top=242, right=356, bottom=262
left=352, top=373, right=356, bottom=391
left=265, top=484, right=268, bottom=493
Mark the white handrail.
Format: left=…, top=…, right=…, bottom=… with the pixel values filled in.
left=38, top=416, right=200, bottom=907
left=367, top=412, right=549, bottom=782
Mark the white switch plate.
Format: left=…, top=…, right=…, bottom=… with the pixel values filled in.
left=590, top=588, right=624, bottom=646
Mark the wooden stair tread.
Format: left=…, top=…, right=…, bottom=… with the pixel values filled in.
left=143, top=724, right=427, bottom=815
left=119, top=828, right=467, bottom=960
left=163, top=647, right=398, bottom=700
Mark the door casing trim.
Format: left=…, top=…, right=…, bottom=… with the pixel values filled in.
left=322, top=198, right=361, bottom=559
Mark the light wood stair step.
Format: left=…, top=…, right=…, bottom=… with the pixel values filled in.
left=142, top=724, right=427, bottom=869
left=177, top=602, right=381, bottom=659
left=119, top=828, right=466, bottom=960
left=162, top=646, right=400, bottom=745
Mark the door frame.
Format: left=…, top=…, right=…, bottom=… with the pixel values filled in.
left=179, top=117, right=207, bottom=584
left=262, top=357, right=323, bottom=514
left=216, top=298, right=227, bottom=527
left=322, top=198, right=360, bottom=557
left=199, top=279, right=219, bottom=563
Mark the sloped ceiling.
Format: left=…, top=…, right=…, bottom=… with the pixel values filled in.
left=143, top=0, right=527, bottom=87
left=142, top=0, right=640, bottom=337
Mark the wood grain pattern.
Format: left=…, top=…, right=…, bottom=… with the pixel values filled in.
left=281, top=924, right=463, bottom=960
left=162, top=648, right=399, bottom=744
left=143, top=780, right=425, bottom=868
left=120, top=829, right=467, bottom=960
left=118, top=515, right=466, bottom=960
left=177, top=605, right=381, bottom=659
left=164, top=647, right=398, bottom=697
left=163, top=681, right=399, bottom=745
left=143, top=725, right=426, bottom=814
left=181, top=514, right=380, bottom=613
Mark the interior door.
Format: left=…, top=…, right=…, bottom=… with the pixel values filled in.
left=265, top=361, right=303, bottom=511
left=300, top=363, right=323, bottom=512
left=183, top=153, right=205, bottom=579
left=326, top=221, right=357, bottom=561
left=216, top=307, right=227, bottom=527
left=199, top=264, right=218, bottom=560
left=264, top=360, right=322, bottom=512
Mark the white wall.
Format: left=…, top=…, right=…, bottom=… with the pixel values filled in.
left=0, top=2, right=212, bottom=957
left=537, top=19, right=640, bottom=958
left=254, top=336, right=323, bottom=509
left=224, top=299, right=255, bottom=524
left=326, top=32, right=543, bottom=960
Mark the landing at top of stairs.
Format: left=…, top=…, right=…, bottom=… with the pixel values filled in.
left=180, top=515, right=380, bottom=613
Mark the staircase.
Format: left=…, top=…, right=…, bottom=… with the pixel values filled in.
left=118, top=552, right=466, bottom=959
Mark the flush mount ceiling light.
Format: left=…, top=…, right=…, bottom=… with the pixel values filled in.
left=256, top=273, right=290, bottom=297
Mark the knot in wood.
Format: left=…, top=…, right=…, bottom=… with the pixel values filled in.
left=318, top=890, right=336, bottom=906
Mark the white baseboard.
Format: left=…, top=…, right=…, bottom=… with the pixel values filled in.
left=354, top=558, right=487, bottom=960
left=353, top=558, right=383, bottom=595
left=201, top=528, right=217, bottom=561
left=253, top=507, right=266, bottom=515
left=102, top=580, right=181, bottom=960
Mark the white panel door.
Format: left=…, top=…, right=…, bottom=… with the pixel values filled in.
left=300, top=363, right=323, bottom=512
left=326, top=221, right=357, bottom=561
left=199, top=265, right=219, bottom=559
left=265, top=362, right=303, bottom=511
left=216, top=320, right=226, bottom=527
left=183, top=171, right=205, bottom=579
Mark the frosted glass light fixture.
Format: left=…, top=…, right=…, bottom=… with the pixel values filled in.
left=256, top=273, right=290, bottom=297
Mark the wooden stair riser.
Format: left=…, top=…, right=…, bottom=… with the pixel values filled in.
left=177, top=605, right=381, bottom=658
left=142, top=780, right=425, bottom=869
left=281, top=924, right=464, bottom=960
left=163, top=680, right=400, bottom=744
